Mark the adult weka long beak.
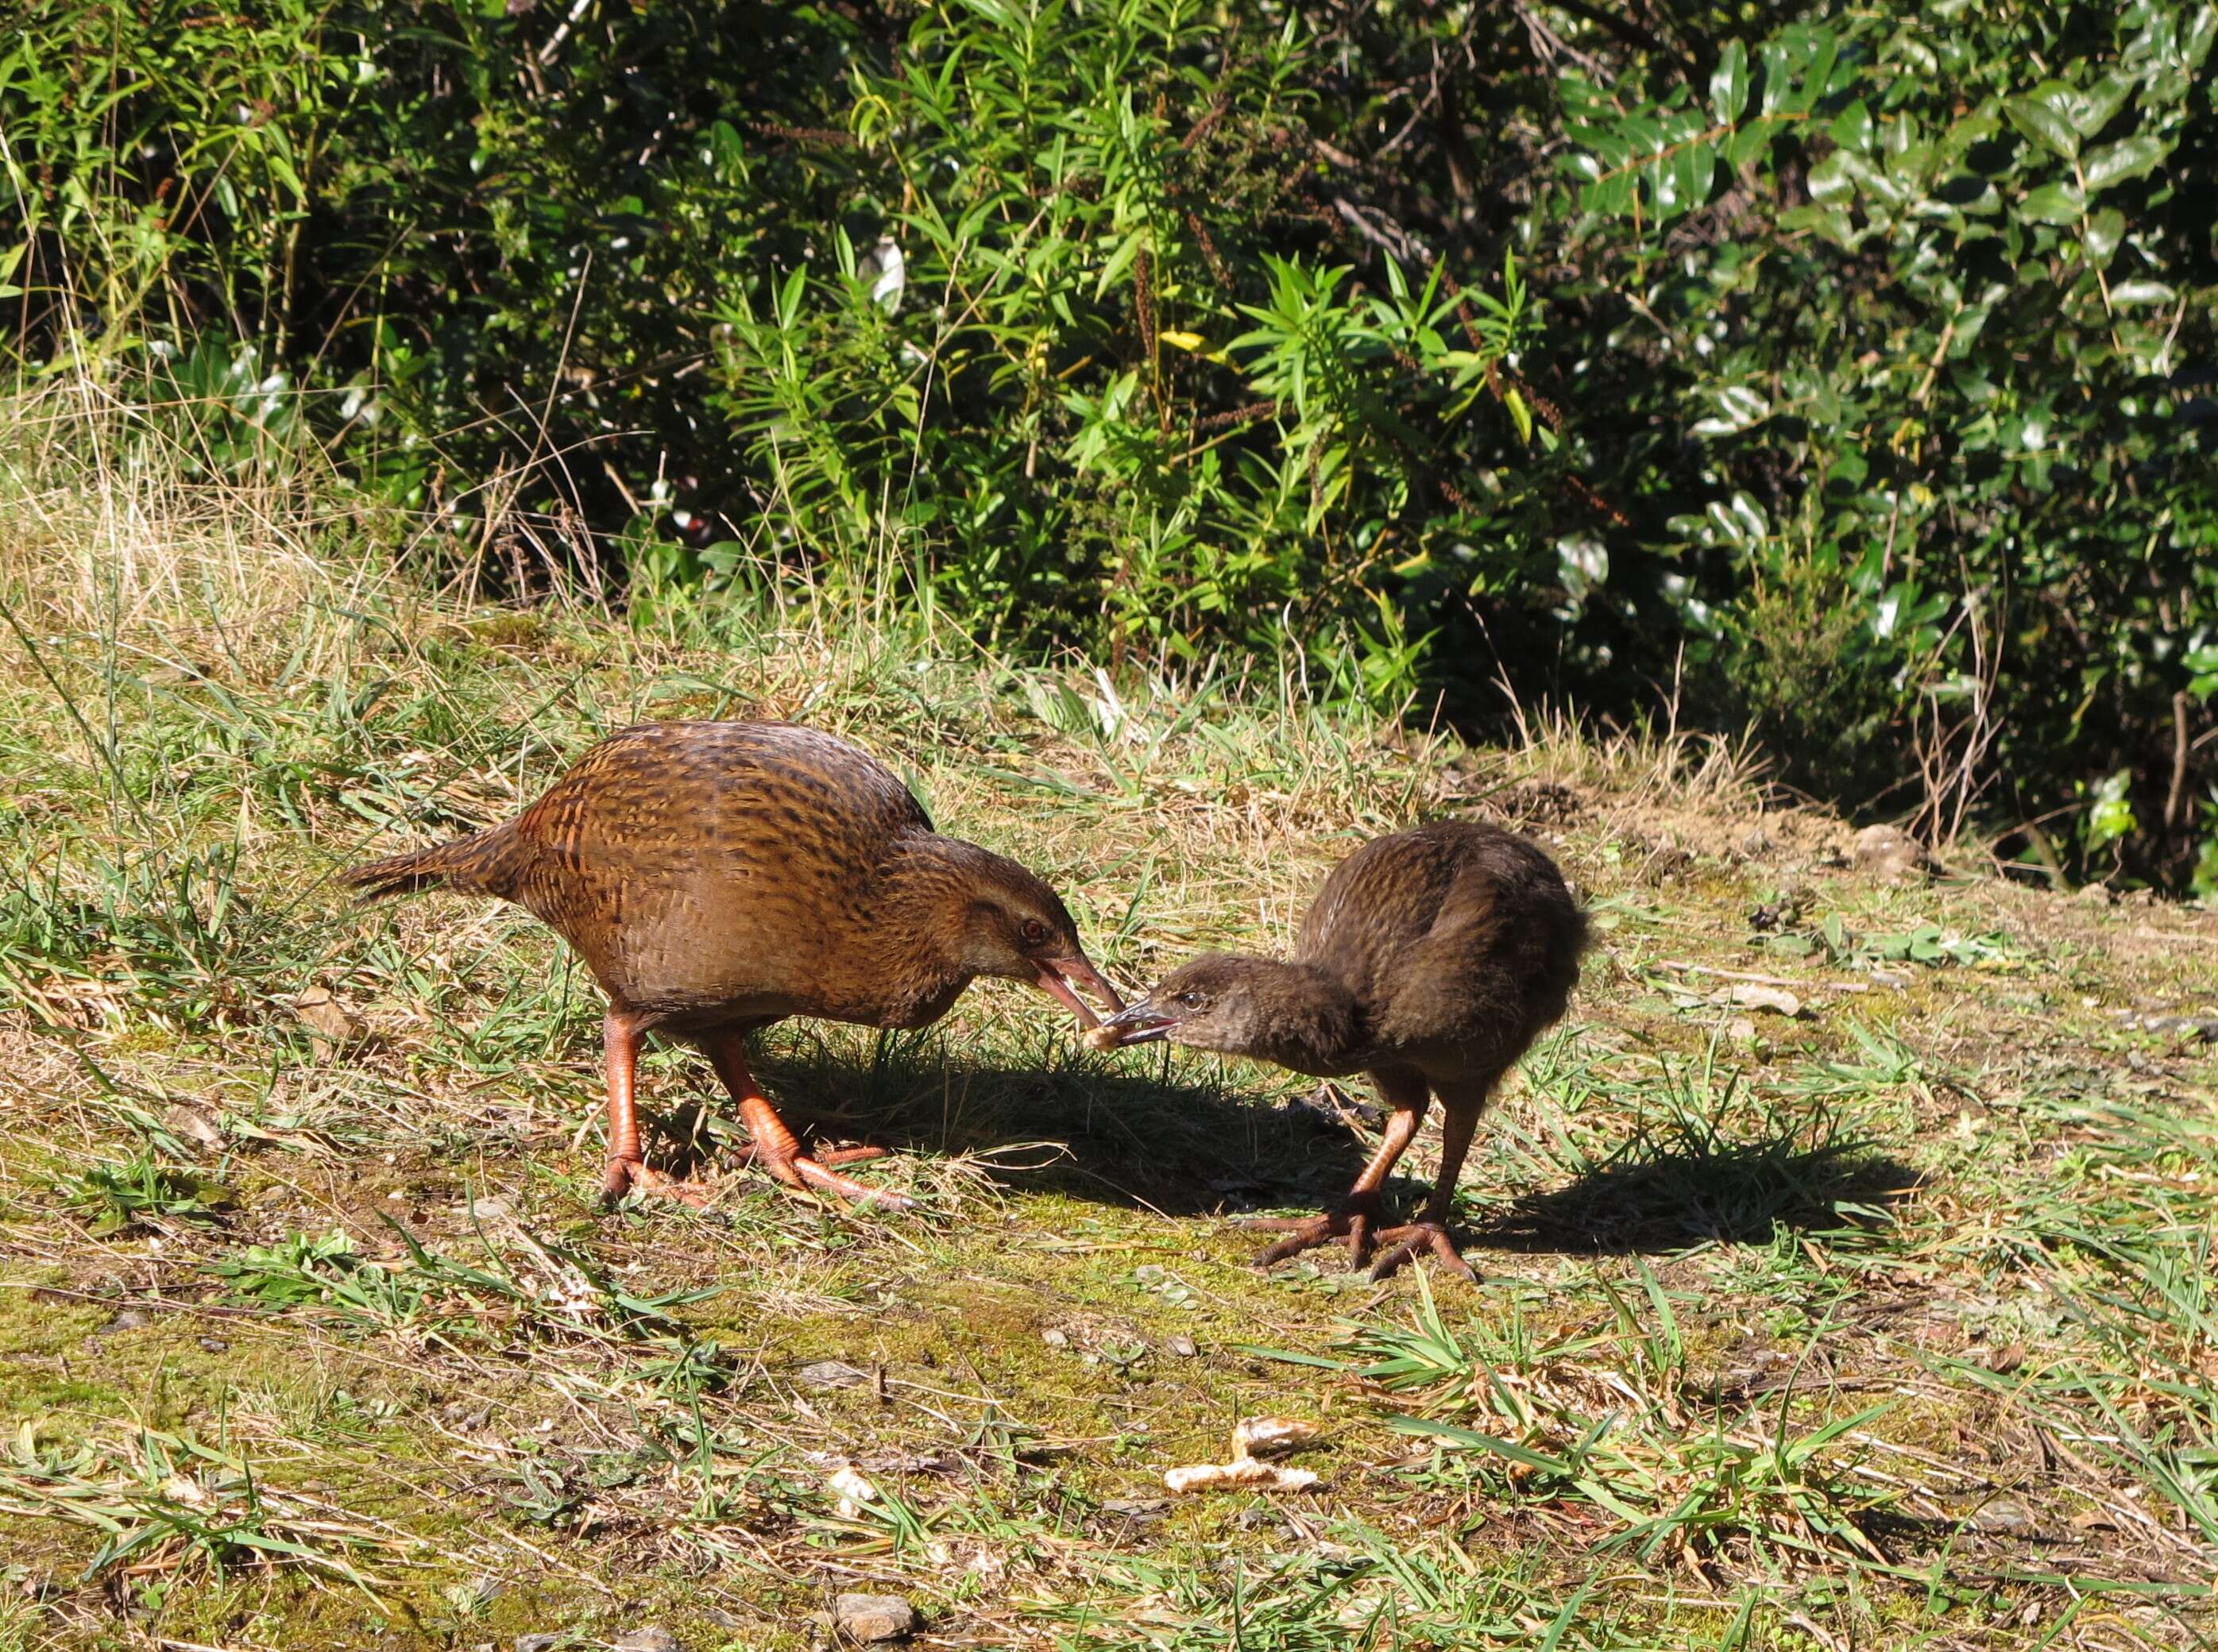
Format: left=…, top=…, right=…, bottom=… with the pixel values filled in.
left=1030, top=955, right=1125, bottom=1029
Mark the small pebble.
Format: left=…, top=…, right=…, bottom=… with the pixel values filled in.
left=833, top=1593, right=918, bottom=1642
left=108, top=1308, right=152, bottom=1333
left=1165, top=1334, right=1198, bottom=1357
left=513, top=1635, right=564, bottom=1652
left=2123, top=1013, right=2218, bottom=1043
left=1971, top=1496, right=2039, bottom=1534
left=1852, top=822, right=1931, bottom=882
left=198, top=1336, right=228, bottom=1353
left=610, top=1631, right=681, bottom=1652
left=794, top=1360, right=869, bottom=1390
left=1040, top=1328, right=1068, bottom=1349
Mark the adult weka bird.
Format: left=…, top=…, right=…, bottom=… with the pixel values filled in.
left=346, top=720, right=1122, bottom=1207
left=1094, top=820, right=1584, bottom=1279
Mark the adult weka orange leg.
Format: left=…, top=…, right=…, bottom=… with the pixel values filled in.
left=1248, top=1067, right=1431, bottom=1271
left=703, top=1031, right=913, bottom=1210
left=600, top=1013, right=713, bottom=1206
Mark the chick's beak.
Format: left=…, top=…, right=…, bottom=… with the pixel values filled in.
left=1096, top=996, right=1177, bottom=1046
left=1030, top=955, right=1126, bottom=1030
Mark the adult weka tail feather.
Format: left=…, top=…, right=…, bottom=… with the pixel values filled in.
left=342, top=823, right=522, bottom=902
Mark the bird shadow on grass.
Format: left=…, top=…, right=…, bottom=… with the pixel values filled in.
left=1459, top=1131, right=1922, bottom=1256
left=649, top=1033, right=1919, bottom=1248
left=652, top=1036, right=1370, bottom=1220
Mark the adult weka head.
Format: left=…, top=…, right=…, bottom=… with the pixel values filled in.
left=906, top=837, right=1122, bottom=1028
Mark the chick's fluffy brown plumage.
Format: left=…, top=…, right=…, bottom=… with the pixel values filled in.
left=1100, top=820, right=1586, bottom=1279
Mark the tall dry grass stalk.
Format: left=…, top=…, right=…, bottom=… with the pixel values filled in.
left=0, top=375, right=419, bottom=688
left=0, top=362, right=1777, bottom=888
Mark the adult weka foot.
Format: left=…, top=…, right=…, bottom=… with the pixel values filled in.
left=737, top=1132, right=912, bottom=1210
left=735, top=1139, right=890, bottom=1173
left=703, top=1032, right=912, bottom=1210
left=600, top=1017, right=717, bottom=1206
left=1245, top=1192, right=1386, bottom=1270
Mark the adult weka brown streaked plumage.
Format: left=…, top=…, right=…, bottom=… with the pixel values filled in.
left=346, top=720, right=1122, bottom=1207
left=1094, top=820, right=1585, bottom=1280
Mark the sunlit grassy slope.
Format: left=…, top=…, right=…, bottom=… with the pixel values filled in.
left=2, top=390, right=2215, bottom=1650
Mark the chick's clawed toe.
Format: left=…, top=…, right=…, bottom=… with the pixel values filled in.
left=1243, top=1195, right=1385, bottom=1270
left=1364, top=1220, right=1476, bottom=1282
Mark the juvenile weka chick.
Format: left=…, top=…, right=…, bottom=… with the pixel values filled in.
left=346, top=720, right=1121, bottom=1207
left=1095, top=820, right=1585, bottom=1280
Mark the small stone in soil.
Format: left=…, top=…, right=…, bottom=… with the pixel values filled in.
left=1852, top=822, right=1932, bottom=882
left=794, top=1359, right=870, bottom=1390
left=108, top=1308, right=152, bottom=1333
left=512, top=1635, right=565, bottom=1652
left=833, top=1593, right=918, bottom=1642
left=609, top=1629, right=681, bottom=1652
left=1971, top=1497, right=2039, bottom=1534
left=1165, top=1334, right=1198, bottom=1357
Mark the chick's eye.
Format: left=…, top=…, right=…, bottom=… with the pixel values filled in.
left=1019, top=918, right=1049, bottom=945
left=1175, top=990, right=1204, bottom=1009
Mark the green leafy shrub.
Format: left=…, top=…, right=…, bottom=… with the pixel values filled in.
left=5, top=0, right=2216, bottom=884
left=1549, top=4, right=2218, bottom=881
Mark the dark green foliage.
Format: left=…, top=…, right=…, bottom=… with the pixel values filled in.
left=5, top=0, right=2216, bottom=885
left=1550, top=3, right=2218, bottom=886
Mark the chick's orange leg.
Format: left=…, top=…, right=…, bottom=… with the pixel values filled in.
left=1366, top=1094, right=1484, bottom=1282
left=1248, top=1070, right=1428, bottom=1270
left=599, top=1014, right=713, bottom=1206
left=705, top=1033, right=912, bottom=1210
